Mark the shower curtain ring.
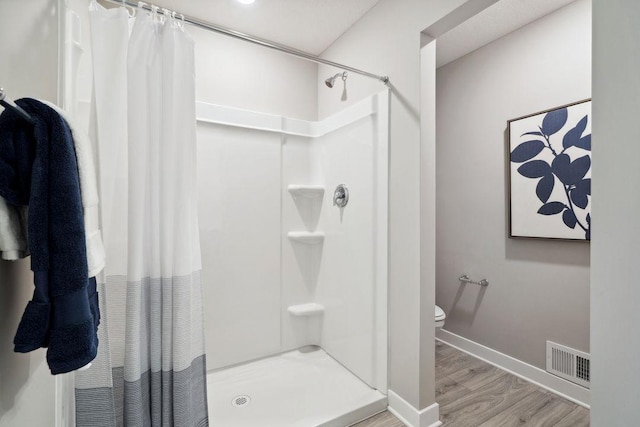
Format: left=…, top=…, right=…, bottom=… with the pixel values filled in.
left=122, top=0, right=142, bottom=18
left=121, top=0, right=135, bottom=15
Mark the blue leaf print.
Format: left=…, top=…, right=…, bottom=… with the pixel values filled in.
left=570, top=187, right=589, bottom=209
left=521, top=131, right=544, bottom=137
left=514, top=103, right=591, bottom=240
left=562, top=115, right=588, bottom=149
left=552, top=154, right=590, bottom=185
left=518, top=160, right=551, bottom=178
left=575, top=134, right=591, bottom=150
left=563, top=209, right=578, bottom=229
left=576, top=178, right=591, bottom=195
left=551, top=154, right=571, bottom=184
left=537, top=202, right=565, bottom=215
left=536, top=174, right=554, bottom=203
left=511, top=140, right=545, bottom=163
left=541, top=108, right=568, bottom=136
left=569, top=155, right=591, bottom=184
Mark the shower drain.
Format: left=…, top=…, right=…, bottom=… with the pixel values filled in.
left=231, top=395, right=251, bottom=408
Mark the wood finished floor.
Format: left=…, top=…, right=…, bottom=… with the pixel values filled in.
left=354, top=341, right=589, bottom=427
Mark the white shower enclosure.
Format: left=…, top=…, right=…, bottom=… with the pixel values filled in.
left=196, top=91, right=389, bottom=426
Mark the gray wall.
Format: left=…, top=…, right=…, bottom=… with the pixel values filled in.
left=591, top=0, right=640, bottom=424
left=0, top=1, right=58, bottom=425
left=318, top=0, right=499, bottom=410
left=436, top=0, right=591, bottom=370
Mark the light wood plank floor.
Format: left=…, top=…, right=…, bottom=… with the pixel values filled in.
left=354, top=341, right=589, bottom=427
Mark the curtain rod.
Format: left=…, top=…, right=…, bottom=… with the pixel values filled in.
left=103, top=0, right=390, bottom=86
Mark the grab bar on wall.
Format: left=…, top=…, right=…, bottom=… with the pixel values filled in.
left=459, top=274, right=489, bottom=287
left=0, top=88, right=34, bottom=125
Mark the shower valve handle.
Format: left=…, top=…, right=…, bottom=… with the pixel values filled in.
left=333, top=184, right=349, bottom=208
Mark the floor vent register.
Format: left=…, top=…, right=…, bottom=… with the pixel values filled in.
left=546, top=341, right=590, bottom=389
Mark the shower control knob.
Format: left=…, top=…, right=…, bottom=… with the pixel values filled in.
left=333, top=184, right=349, bottom=208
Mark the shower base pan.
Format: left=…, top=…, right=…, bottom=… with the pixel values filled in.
left=206, top=347, right=386, bottom=427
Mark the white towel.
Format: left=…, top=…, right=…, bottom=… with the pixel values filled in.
left=0, top=196, right=28, bottom=260
left=42, top=101, right=106, bottom=277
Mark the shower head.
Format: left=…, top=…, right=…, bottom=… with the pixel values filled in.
left=325, top=71, right=347, bottom=88
left=325, top=74, right=339, bottom=88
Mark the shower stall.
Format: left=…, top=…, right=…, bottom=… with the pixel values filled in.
left=196, top=92, right=389, bottom=426
left=55, top=1, right=390, bottom=425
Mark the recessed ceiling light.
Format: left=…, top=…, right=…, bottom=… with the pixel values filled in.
left=236, top=0, right=255, bottom=5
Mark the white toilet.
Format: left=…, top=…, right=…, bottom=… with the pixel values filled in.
left=435, top=305, right=446, bottom=329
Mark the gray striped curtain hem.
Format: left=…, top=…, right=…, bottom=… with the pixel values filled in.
left=76, top=355, right=208, bottom=427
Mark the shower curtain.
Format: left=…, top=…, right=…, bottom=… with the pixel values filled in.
left=74, top=2, right=208, bottom=426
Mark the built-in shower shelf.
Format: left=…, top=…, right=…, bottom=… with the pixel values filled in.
left=288, top=303, right=325, bottom=317
left=287, top=185, right=325, bottom=198
left=287, top=231, right=325, bottom=244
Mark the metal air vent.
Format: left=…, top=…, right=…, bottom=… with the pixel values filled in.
left=546, top=341, right=590, bottom=388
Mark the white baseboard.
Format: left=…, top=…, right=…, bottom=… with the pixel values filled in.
left=387, top=390, right=442, bottom=427
left=436, top=329, right=590, bottom=408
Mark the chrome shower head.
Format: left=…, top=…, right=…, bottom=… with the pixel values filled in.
left=325, top=73, right=340, bottom=88
left=325, top=71, right=347, bottom=88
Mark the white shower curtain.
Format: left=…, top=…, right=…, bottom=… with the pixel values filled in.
left=75, top=3, right=208, bottom=426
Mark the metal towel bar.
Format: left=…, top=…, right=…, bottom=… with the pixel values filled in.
left=459, top=274, right=489, bottom=287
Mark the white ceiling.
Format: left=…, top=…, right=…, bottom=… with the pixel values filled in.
left=436, top=0, right=578, bottom=68
left=137, top=0, right=579, bottom=69
left=148, top=0, right=383, bottom=55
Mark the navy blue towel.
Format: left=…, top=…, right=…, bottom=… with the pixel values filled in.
left=0, top=99, right=99, bottom=374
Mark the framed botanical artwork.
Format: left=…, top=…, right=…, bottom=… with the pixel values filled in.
left=508, top=99, right=591, bottom=241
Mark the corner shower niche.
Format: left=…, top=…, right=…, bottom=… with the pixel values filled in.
left=288, top=184, right=325, bottom=231
left=287, top=184, right=325, bottom=342
left=196, top=90, right=389, bottom=426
